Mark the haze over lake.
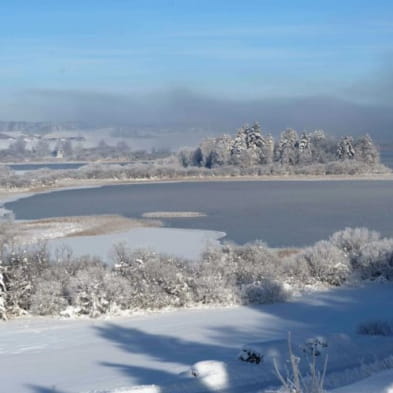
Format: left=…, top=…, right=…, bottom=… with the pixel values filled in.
left=6, top=180, right=393, bottom=247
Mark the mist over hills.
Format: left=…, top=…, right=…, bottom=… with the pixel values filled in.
left=1, top=89, right=392, bottom=142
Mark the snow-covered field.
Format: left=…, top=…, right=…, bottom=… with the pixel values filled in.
left=1, top=283, right=392, bottom=393
left=332, top=369, right=393, bottom=393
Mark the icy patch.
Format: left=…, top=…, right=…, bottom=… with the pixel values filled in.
left=142, top=211, right=207, bottom=218
left=106, top=386, right=161, bottom=393
left=47, top=227, right=225, bottom=262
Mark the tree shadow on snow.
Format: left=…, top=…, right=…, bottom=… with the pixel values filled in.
left=24, top=284, right=381, bottom=392
left=94, top=321, right=275, bottom=392
left=94, top=322, right=235, bottom=385
left=26, top=385, right=70, bottom=393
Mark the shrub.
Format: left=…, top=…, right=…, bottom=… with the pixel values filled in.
left=30, top=279, right=69, bottom=315
left=2, top=225, right=393, bottom=319
left=294, top=241, right=350, bottom=286
left=357, top=320, right=393, bottom=336
left=240, top=279, right=289, bottom=304
left=113, top=248, right=198, bottom=309
left=356, top=238, right=393, bottom=280
left=66, top=258, right=131, bottom=317
left=330, top=227, right=380, bottom=260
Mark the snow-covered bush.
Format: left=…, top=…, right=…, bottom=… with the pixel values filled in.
left=0, top=217, right=16, bottom=259
left=330, top=227, right=380, bottom=261
left=0, top=243, right=50, bottom=317
left=357, top=320, right=393, bottom=336
left=2, top=226, right=393, bottom=319
left=113, top=248, right=198, bottom=309
left=240, top=279, right=289, bottom=304
left=196, top=243, right=285, bottom=304
left=294, top=241, right=350, bottom=286
left=66, top=259, right=125, bottom=317
left=30, top=278, right=69, bottom=315
left=356, top=238, right=393, bottom=280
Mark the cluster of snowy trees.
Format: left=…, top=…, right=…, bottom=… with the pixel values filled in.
left=1, top=225, right=392, bottom=320
left=179, top=124, right=381, bottom=169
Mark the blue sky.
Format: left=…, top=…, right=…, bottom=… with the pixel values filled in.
left=1, top=0, right=393, bottom=128
left=1, top=0, right=392, bottom=99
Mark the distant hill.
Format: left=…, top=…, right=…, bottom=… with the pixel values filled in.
left=0, top=121, right=91, bottom=134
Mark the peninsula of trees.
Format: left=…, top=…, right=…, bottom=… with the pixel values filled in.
left=179, top=123, right=381, bottom=169
left=0, top=124, right=390, bottom=192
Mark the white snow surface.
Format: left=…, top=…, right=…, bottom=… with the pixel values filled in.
left=331, top=369, right=393, bottom=393
left=1, top=283, right=393, bottom=393
left=47, top=227, right=226, bottom=262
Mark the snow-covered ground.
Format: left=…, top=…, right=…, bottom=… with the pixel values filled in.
left=0, top=283, right=392, bottom=393
left=332, top=369, right=393, bottom=393
left=47, top=227, right=226, bottom=262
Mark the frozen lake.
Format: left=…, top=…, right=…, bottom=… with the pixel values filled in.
left=5, top=180, right=393, bottom=247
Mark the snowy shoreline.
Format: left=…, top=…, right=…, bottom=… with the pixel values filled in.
left=0, top=185, right=226, bottom=261
left=2, top=171, right=393, bottom=204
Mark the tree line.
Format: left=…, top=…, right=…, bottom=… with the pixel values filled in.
left=178, top=124, right=380, bottom=168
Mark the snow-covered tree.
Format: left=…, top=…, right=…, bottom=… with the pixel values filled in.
left=297, top=133, right=312, bottom=164
left=195, top=136, right=232, bottom=168
left=230, top=126, right=249, bottom=165
left=230, top=123, right=274, bottom=166
left=33, top=139, right=51, bottom=157
left=208, top=135, right=232, bottom=167
left=355, top=134, right=379, bottom=165
left=337, top=136, right=355, bottom=160
left=309, top=130, right=332, bottom=163
left=8, top=137, right=26, bottom=157
left=276, top=129, right=299, bottom=165
left=178, top=148, right=194, bottom=167
left=0, top=272, right=6, bottom=320
left=260, top=134, right=274, bottom=164
left=243, top=123, right=264, bottom=149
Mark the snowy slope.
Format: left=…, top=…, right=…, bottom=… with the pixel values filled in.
left=0, top=283, right=392, bottom=393
left=331, top=369, right=393, bottom=392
